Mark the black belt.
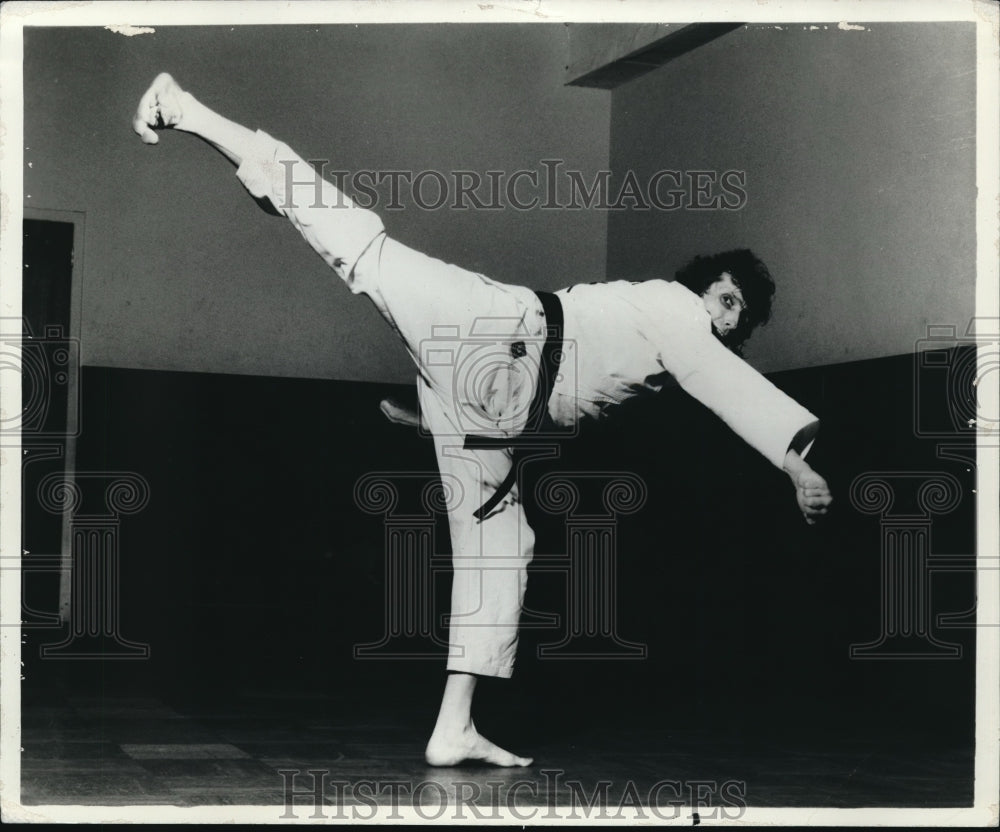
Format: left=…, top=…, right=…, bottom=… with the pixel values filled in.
left=463, top=291, right=564, bottom=520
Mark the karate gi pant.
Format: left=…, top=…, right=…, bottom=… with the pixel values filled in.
left=358, top=234, right=549, bottom=679
left=236, top=130, right=547, bottom=677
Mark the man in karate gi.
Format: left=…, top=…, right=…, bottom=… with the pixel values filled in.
left=133, top=73, right=833, bottom=768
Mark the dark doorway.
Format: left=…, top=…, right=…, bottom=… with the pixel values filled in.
left=20, top=216, right=78, bottom=627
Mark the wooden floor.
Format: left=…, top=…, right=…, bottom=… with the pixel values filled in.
left=19, top=684, right=974, bottom=814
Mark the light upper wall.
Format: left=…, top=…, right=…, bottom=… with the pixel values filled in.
left=26, top=22, right=976, bottom=382
left=24, top=24, right=611, bottom=383
left=606, top=22, right=976, bottom=373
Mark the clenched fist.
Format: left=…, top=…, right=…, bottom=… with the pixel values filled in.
left=132, top=72, right=190, bottom=144
left=793, top=468, right=832, bottom=525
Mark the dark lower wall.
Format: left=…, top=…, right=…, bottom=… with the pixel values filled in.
left=21, top=348, right=977, bottom=746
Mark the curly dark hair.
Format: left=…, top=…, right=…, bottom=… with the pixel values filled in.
left=672, top=249, right=776, bottom=355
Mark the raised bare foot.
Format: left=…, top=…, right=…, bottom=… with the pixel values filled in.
left=425, top=722, right=532, bottom=767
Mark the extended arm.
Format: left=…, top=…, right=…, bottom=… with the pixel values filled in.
left=653, top=287, right=833, bottom=525
left=133, top=72, right=256, bottom=164
left=680, top=350, right=834, bottom=525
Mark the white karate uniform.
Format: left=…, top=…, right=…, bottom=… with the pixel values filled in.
left=235, top=131, right=819, bottom=678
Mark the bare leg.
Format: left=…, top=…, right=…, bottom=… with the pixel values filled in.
left=425, top=673, right=532, bottom=767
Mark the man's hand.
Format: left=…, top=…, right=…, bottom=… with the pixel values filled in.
left=379, top=397, right=423, bottom=429
left=132, top=72, right=189, bottom=144
left=130, top=73, right=254, bottom=166
left=783, top=448, right=832, bottom=525
left=793, top=468, right=832, bottom=525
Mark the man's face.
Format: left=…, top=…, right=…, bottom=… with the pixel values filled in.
left=701, top=272, right=746, bottom=338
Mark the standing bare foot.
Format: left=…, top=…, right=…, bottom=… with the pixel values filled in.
left=425, top=721, right=533, bottom=767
